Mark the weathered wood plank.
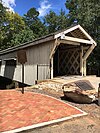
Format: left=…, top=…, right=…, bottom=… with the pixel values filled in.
left=61, top=36, right=92, bottom=44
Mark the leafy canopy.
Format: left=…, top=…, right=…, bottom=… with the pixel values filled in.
left=65, top=0, right=100, bottom=74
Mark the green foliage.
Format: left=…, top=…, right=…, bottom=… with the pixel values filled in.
left=65, top=0, right=100, bottom=74
left=24, top=7, right=39, bottom=26
left=44, top=10, right=58, bottom=33
left=24, top=7, right=47, bottom=38
left=0, top=2, right=7, bottom=49
left=65, top=0, right=78, bottom=26
left=44, top=10, right=68, bottom=34
left=9, top=27, right=35, bottom=47
left=65, top=0, right=100, bottom=34
left=5, top=12, right=25, bottom=34
left=0, top=4, right=68, bottom=50
left=0, top=2, right=6, bottom=24
left=30, top=19, right=47, bottom=38
left=57, top=9, right=68, bottom=30
left=0, top=1, right=26, bottom=49
left=1, top=12, right=26, bottom=49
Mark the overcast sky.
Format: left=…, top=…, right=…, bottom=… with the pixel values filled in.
left=2, top=0, right=68, bottom=17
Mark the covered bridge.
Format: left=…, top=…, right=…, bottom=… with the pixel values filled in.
left=0, top=25, right=97, bottom=85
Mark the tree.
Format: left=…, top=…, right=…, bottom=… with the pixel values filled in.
left=44, top=10, right=58, bottom=33
left=65, top=0, right=100, bottom=75
left=9, top=27, right=35, bottom=47
left=65, top=0, right=100, bottom=31
left=57, top=9, right=68, bottom=30
left=0, top=2, right=26, bottom=50
left=29, top=19, right=47, bottom=38
left=0, top=1, right=7, bottom=49
left=5, top=12, right=25, bottom=35
left=44, top=10, right=68, bottom=34
left=1, top=12, right=26, bottom=49
left=24, top=7, right=47, bottom=38
left=65, top=0, right=78, bottom=26
left=0, top=5, right=47, bottom=49
left=24, top=7, right=39, bottom=26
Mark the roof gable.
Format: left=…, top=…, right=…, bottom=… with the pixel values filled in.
left=54, top=25, right=96, bottom=46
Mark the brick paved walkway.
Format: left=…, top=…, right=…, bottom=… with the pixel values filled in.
left=0, top=90, right=85, bottom=132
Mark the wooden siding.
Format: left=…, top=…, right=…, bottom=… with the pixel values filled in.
left=0, top=40, right=54, bottom=85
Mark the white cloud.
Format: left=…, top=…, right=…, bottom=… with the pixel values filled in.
left=38, top=0, right=51, bottom=17
left=2, top=0, right=16, bottom=12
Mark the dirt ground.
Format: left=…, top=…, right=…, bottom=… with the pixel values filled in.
left=20, top=87, right=100, bottom=133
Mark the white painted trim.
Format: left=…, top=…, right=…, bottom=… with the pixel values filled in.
left=2, top=113, right=87, bottom=133
left=0, top=60, right=6, bottom=76
left=61, top=36, right=93, bottom=44
left=80, top=46, right=83, bottom=76
left=78, top=25, right=97, bottom=46
left=54, top=25, right=79, bottom=39
left=3, top=58, right=16, bottom=61
left=83, top=60, right=86, bottom=76
left=54, top=25, right=97, bottom=47
left=2, top=92, right=87, bottom=133
left=59, top=40, right=80, bottom=45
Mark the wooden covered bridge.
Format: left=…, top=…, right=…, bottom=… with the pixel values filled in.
left=0, top=25, right=97, bottom=85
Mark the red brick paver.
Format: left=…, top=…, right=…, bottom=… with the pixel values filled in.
left=0, top=90, right=84, bottom=132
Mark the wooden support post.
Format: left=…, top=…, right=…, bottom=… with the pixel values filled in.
left=57, top=49, right=59, bottom=74
left=80, top=46, right=83, bottom=76
left=50, top=58, right=53, bottom=79
left=83, top=60, right=86, bottom=76
left=50, top=39, right=60, bottom=59
left=50, top=39, right=57, bottom=59
left=83, top=45, right=95, bottom=60
left=50, top=39, right=60, bottom=79
left=37, top=64, right=38, bottom=81
left=22, top=64, right=24, bottom=94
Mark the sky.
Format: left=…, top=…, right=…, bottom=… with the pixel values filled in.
left=2, top=0, right=68, bottom=17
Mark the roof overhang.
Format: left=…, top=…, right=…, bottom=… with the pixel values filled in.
left=50, top=25, right=97, bottom=59
left=54, top=25, right=97, bottom=46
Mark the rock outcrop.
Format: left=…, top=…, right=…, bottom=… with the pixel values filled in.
left=63, top=81, right=97, bottom=103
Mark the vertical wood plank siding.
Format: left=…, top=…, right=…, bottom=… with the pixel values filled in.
left=0, top=40, right=54, bottom=85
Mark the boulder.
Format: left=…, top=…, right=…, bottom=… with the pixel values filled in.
left=63, top=81, right=97, bottom=103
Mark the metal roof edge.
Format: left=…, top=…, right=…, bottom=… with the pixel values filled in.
left=0, top=34, right=54, bottom=55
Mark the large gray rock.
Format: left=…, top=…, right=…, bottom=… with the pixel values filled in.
left=63, top=81, right=97, bottom=103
